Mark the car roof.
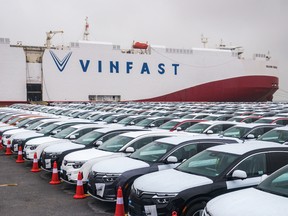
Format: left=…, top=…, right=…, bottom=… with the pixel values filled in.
left=70, top=123, right=99, bottom=129
left=92, top=126, right=142, bottom=133
left=117, top=130, right=177, bottom=138
left=207, top=141, right=288, bottom=155
left=228, top=123, right=280, bottom=129
left=154, top=135, right=240, bottom=145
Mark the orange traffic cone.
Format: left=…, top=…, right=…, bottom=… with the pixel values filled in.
left=114, top=186, right=125, bottom=216
left=172, top=211, right=178, bottom=216
left=31, top=152, right=40, bottom=172
left=16, top=145, right=25, bottom=163
left=5, top=140, right=12, bottom=155
left=0, top=137, right=3, bottom=151
left=73, top=172, right=86, bottom=199
left=49, top=161, right=61, bottom=185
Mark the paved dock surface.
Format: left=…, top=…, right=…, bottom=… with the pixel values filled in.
left=0, top=152, right=115, bottom=216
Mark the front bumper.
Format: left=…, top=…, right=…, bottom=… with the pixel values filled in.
left=87, top=174, right=117, bottom=202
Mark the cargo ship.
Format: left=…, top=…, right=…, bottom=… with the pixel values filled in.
left=0, top=20, right=279, bottom=105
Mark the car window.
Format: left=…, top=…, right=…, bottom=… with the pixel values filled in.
left=169, top=144, right=198, bottom=162
left=233, top=153, right=266, bottom=177
left=258, top=167, right=288, bottom=196
left=176, top=150, right=239, bottom=177
left=268, top=152, right=288, bottom=172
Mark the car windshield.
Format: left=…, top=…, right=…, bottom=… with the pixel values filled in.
left=16, top=118, right=35, bottom=127
left=222, top=126, right=251, bottom=138
left=117, top=117, right=134, bottom=125
left=227, top=117, right=244, bottom=122
left=185, top=123, right=210, bottom=133
left=73, top=130, right=104, bottom=145
left=97, top=135, right=133, bottom=152
left=158, top=121, right=178, bottom=130
left=254, top=119, right=273, bottom=124
left=257, top=130, right=288, bottom=144
left=135, top=118, right=154, bottom=127
left=38, top=123, right=61, bottom=134
left=176, top=150, right=238, bottom=177
left=102, top=115, right=118, bottom=123
left=130, top=141, right=174, bottom=162
left=257, top=166, right=288, bottom=197
left=52, top=126, right=77, bottom=138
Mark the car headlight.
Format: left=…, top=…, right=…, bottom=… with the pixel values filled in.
left=72, top=161, right=85, bottom=169
left=102, top=173, right=121, bottom=183
left=48, top=152, right=62, bottom=158
left=152, top=193, right=178, bottom=205
left=25, top=145, right=38, bottom=150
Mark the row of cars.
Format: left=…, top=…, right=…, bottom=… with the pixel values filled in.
left=1, top=103, right=288, bottom=215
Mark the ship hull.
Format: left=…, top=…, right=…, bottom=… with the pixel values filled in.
left=138, top=75, right=278, bottom=102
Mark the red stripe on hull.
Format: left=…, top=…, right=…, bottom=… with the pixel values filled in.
left=138, top=76, right=279, bottom=102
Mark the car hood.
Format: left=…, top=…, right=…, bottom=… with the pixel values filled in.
left=1, top=126, right=19, bottom=132
left=206, top=188, right=288, bottom=216
left=64, top=148, right=116, bottom=162
left=133, top=169, right=213, bottom=193
left=91, top=157, right=149, bottom=173
left=12, top=131, right=43, bottom=139
left=4, top=128, right=27, bottom=135
left=44, top=141, right=83, bottom=153
left=26, top=136, right=59, bottom=145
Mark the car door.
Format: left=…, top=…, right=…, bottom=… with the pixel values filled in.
left=226, top=152, right=267, bottom=190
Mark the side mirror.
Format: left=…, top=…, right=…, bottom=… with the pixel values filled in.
left=246, top=134, right=255, bottom=139
left=69, top=135, right=76, bottom=140
left=125, top=147, right=135, bottom=153
left=231, top=170, right=247, bottom=180
left=51, top=129, right=60, bottom=135
left=149, top=123, right=155, bottom=128
left=113, top=119, right=118, bottom=123
left=95, top=140, right=103, bottom=146
left=206, top=130, right=214, bottom=134
left=176, top=127, right=182, bottom=131
left=129, top=122, right=135, bottom=125
left=166, top=156, right=178, bottom=163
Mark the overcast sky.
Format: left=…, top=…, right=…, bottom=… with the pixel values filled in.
left=1, top=0, right=287, bottom=101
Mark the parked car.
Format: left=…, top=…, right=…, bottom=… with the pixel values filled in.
left=183, top=121, right=238, bottom=136
left=257, top=126, right=288, bottom=144
left=59, top=130, right=178, bottom=184
left=227, top=115, right=261, bottom=123
left=128, top=141, right=288, bottom=216
left=87, top=136, right=240, bottom=204
left=203, top=163, right=288, bottom=216
left=42, top=126, right=146, bottom=171
left=254, top=116, right=288, bottom=126
left=217, top=123, right=281, bottom=141
left=156, top=119, right=206, bottom=132
left=24, top=123, right=103, bottom=161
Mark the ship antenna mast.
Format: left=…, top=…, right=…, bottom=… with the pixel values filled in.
left=201, top=34, right=208, bottom=48
left=83, top=17, right=90, bottom=41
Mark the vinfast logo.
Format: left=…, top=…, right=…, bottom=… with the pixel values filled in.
left=49, top=51, right=72, bottom=72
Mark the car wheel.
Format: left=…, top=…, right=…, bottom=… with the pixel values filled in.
left=185, top=202, right=206, bottom=216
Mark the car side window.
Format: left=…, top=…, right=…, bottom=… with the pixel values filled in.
left=250, top=128, right=264, bottom=138
left=234, top=153, right=267, bottom=177
left=268, top=152, right=288, bottom=173
left=101, top=131, right=125, bottom=142
left=170, top=144, right=197, bottom=162
left=129, top=137, right=153, bottom=150
left=76, top=128, right=95, bottom=138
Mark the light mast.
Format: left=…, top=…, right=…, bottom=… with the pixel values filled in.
left=83, top=17, right=90, bottom=40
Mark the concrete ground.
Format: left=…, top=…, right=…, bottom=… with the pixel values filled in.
left=0, top=150, right=116, bottom=216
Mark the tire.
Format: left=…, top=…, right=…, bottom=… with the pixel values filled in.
left=185, top=202, right=206, bottom=216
